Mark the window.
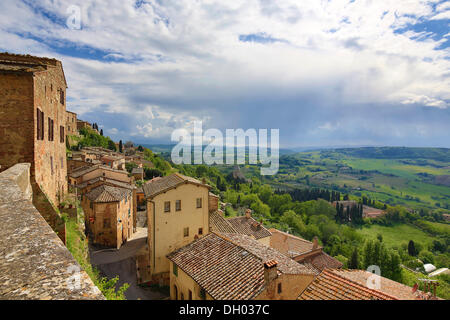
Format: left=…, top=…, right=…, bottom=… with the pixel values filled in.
left=188, top=290, right=192, bottom=300
left=183, top=227, right=189, bottom=237
left=198, top=228, right=203, bottom=235
left=164, top=201, right=171, bottom=213
left=180, top=293, right=184, bottom=300
left=60, top=89, right=65, bottom=105
left=277, top=283, right=282, bottom=294
left=60, top=126, right=65, bottom=143
left=103, top=218, right=111, bottom=229
left=90, top=202, right=94, bottom=210
left=176, top=200, right=181, bottom=211
left=199, top=288, right=206, bottom=300
left=128, top=209, right=131, bottom=218
left=50, top=156, right=54, bottom=175
left=48, top=118, right=54, bottom=141
left=196, top=198, right=202, bottom=208
left=37, top=109, right=44, bottom=140
left=173, top=262, right=178, bottom=277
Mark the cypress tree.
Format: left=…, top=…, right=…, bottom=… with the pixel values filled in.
left=349, top=248, right=359, bottom=269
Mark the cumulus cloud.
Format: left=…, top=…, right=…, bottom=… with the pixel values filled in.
left=0, top=0, right=448, bottom=147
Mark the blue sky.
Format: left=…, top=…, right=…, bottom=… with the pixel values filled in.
left=0, top=0, right=449, bottom=148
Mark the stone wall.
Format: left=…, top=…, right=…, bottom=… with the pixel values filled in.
left=0, top=163, right=104, bottom=300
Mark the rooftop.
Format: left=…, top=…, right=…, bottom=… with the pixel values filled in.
left=86, top=185, right=131, bottom=203
left=269, top=229, right=343, bottom=271
left=298, top=269, right=397, bottom=300
left=226, top=216, right=272, bottom=240
left=333, top=269, right=432, bottom=300
left=209, top=211, right=238, bottom=234
left=167, top=233, right=316, bottom=300
left=142, top=173, right=209, bottom=198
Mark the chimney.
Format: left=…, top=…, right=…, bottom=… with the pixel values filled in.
left=245, top=209, right=252, bottom=219
left=312, top=237, right=319, bottom=250
left=264, top=260, right=278, bottom=286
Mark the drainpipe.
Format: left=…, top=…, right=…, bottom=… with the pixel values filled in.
left=150, top=199, right=156, bottom=270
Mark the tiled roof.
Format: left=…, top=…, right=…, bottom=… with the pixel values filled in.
left=221, top=233, right=318, bottom=276
left=298, top=269, right=397, bottom=300
left=269, top=229, right=317, bottom=256
left=86, top=185, right=131, bottom=203
left=304, top=252, right=343, bottom=271
left=226, top=216, right=272, bottom=240
left=209, top=211, right=238, bottom=234
left=269, top=229, right=343, bottom=271
left=131, top=167, right=144, bottom=174
left=332, top=270, right=428, bottom=300
left=75, top=176, right=134, bottom=190
left=167, top=233, right=316, bottom=300
left=69, top=165, right=127, bottom=179
left=142, top=173, right=208, bottom=198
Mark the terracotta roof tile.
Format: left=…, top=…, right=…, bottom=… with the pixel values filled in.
left=209, top=211, right=238, bottom=234
left=332, top=269, right=432, bottom=300
left=142, top=173, right=208, bottom=198
left=86, top=185, right=131, bottom=203
left=226, top=216, right=272, bottom=240
left=167, top=233, right=316, bottom=300
left=298, top=269, right=397, bottom=300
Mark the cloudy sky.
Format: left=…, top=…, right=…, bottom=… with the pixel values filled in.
left=1, top=0, right=449, bottom=148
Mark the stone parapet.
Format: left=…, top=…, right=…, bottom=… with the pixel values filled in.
left=0, top=164, right=105, bottom=300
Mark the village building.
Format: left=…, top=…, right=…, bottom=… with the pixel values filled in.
left=68, top=164, right=132, bottom=186
left=167, top=232, right=317, bottom=300
left=0, top=53, right=68, bottom=208
left=101, top=154, right=125, bottom=170
left=67, top=159, right=94, bottom=175
left=82, top=184, right=134, bottom=249
left=66, top=110, right=78, bottom=136
left=269, top=229, right=343, bottom=272
left=142, top=173, right=211, bottom=285
left=77, top=119, right=91, bottom=131
left=131, top=167, right=144, bottom=181
left=208, top=209, right=272, bottom=245
left=136, top=186, right=146, bottom=210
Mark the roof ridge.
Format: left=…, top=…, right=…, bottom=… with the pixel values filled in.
left=322, top=269, right=398, bottom=300
left=213, top=232, right=267, bottom=264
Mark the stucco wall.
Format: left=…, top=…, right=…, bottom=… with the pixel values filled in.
left=147, top=183, right=210, bottom=276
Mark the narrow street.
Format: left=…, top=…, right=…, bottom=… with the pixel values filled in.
left=89, top=227, right=167, bottom=300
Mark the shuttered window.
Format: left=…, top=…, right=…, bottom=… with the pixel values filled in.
left=60, top=126, right=65, bottom=143
left=48, top=117, right=54, bottom=141
left=36, top=108, right=44, bottom=140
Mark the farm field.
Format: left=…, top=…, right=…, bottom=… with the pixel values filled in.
left=356, top=223, right=434, bottom=249
left=267, top=147, right=450, bottom=213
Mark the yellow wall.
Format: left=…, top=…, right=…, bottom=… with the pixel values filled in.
left=147, top=183, right=210, bottom=277
left=255, top=273, right=314, bottom=300
left=169, top=263, right=213, bottom=300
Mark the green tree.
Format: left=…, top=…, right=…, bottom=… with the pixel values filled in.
left=349, top=248, right=359, bottom=269
left=119, top=140, right=123, bottom=153
left=408, top=240, right=417, bottom=256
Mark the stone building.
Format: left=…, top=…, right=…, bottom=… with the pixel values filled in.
left=66, top=110, right=78, bottom=136
left=77, top=119, right=91, bottom=131
left=142, top=173, right=211, bottom=285
left=82, top=184, right=134, bottom=249
left=0, top=53, right=68, bottom=208
left=167, top=232, right=317, bottom=300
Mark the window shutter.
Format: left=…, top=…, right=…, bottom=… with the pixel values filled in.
left=41, top=111, right=44, bottom=140
left=36, top=109, right=40, bottom=140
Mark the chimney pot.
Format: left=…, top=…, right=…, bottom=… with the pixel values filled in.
left=312, top=237, right=319, bottom=250
left=245, top=209, right=252, bottom=219
left=264, top=260, right=278, bottom=285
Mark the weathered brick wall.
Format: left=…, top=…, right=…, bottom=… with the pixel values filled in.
left=33, top=65, right=68, bottom=206
left=0, top=73, right=35, bottom=171
left=66, top=111, right=78, bottom=135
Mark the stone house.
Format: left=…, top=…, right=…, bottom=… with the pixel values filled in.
left=82, top=184, right=134, bottom=249
left=101, top=155, right=125, bottom=170
left=76, top=119, right=91, bottom=131
left=269, top=229, right=343, bottom=272
left=68, top=164, right=132, bottom=186
left=142, top=173, right=211, bottom=285
left=131, top=167, right=144, bottom=181
left=0, top=53, right=68, bottom=207
left=167, top=232, right=317, bottom=300
left=66, top=110, right=78, bottom=136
